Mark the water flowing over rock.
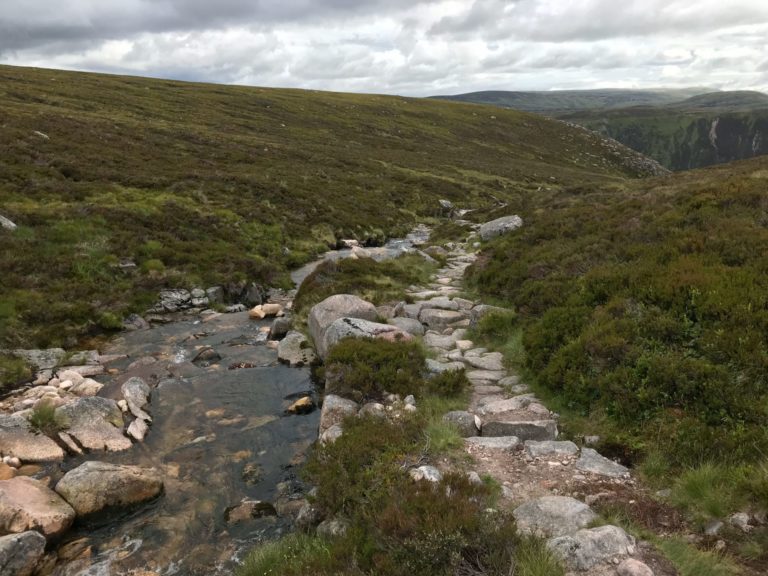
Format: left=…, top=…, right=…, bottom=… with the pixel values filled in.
left=513, top=496, right=597, bottom=538
left=0, top=531, right=46, bottom=576
left=55, top=461, right=163, bottom=516
left=308, top=294, right=378, bottom=358
left=0, top=477, right=75, bottom=538
left=0, top=414, right=65, bottom=462
left=479, top=215, right=523, bottom=241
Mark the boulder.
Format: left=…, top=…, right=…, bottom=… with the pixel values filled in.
left=464, top=436, right=520, bottom=450
left=463, top=352, right=505, bottom=371
left=5, top=349, right=65, bottom=371
left=0, top=414, right=65, bottom=462
left=388, top=317, right=425, bottom=336
left=287, top=397, right=315, bottom=415
left=409, top=466, right=442, bottom=483
left=127, top=418, right=149, bottom=442
left=469, top=304, right=512, bottom=328
left=512, top=496, right=597, bottom=538
left=269, top=316, right=293, bottom=340
left=191, top=347, right=221, bottom=367
left=479, top=215, right=523, bottom=241
left=277, top=331, right=317, bottom=367
left=477, top=395, right=535, bottom=415
left=322, top=318, right=411, bottom=360
left=423, top=332, right=459, bottom=350
left=318, top=395, right=359, bottom=436
left=225, top=499, right=277, bottom=524
left=575, top=448, right=630, bottom=478
left=0, top=477, right=75, bottom=537
left=524, top=440, right=579, bottom=458
left=0, top=531, right=46, bottom=576
left=308, top=295, right=378, bottom=358
left=151, top=289, right=192, bottom=313
left=55, top=461, right=163, bottom=516
left=241, top=283, right=267, bottom=307
left=617, top=558, right=655, bottom=576
left=70, top=378, right=104, bottom=397
left=482, top=419, right=558, bottom=441
left=0, top=214, right=17, bottom=231
left=121, top=377, right=152, bottom=421
left=547, top=525, right=636, bottom=571
left=421, top=297, right=459, bottom=311
left=418, top=308, right=466, bottom=331
left=442, top=411, right=480, bottom=437
left=55, top=397, right=132, bottom=453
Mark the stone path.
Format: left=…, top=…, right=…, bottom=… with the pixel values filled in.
left=398, top=230, right=666, bottom=576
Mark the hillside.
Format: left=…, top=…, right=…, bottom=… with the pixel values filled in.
left=432, top=88, right=708, bottom=115
left=560, top=90, right=768, bottom=170
left=0, top=65, right=663, bottom=350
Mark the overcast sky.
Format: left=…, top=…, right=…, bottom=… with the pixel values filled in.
left=1, top=0, right=767, bottom=96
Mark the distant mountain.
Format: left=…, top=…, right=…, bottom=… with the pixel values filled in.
left=431, top=88, right=709, bottom=115
left=561, top=91, right=768, bottom=171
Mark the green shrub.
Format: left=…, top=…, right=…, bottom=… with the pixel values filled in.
left=141, top=258, right=166, bottom=273
left=324, top=338, right=426, bottom=401
left=0, top=355, right=32, bottom=390
left=237, top=533, right=334, bottom=576
left=424, top=369, right=470, bottom=398
left=29, top=402, right=67, bottom=436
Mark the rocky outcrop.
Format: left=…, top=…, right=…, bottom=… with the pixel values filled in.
left=55, top=461, right=163, bottom=516
left=0, top=531, right=46, bottom=576
left=121, top=377, right=152, bottom=421
left=0, top=477, right=75, bottom=538
left=479, top=215, right=523, bottom=241
left=308, top=295, right=378, bottom=358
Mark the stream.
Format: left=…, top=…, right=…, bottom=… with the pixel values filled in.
left=50, top=226, right=430, bottom=576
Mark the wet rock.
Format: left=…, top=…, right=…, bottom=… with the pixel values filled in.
left=617, top=558, right=655, bottom=576
left=127, top=418, right=149, bottom=442
left=513, top=496, right=597, bottom=538
left=322, top=318, right=411, bottom=360
left=479, top=215, right=523, bottom=241
left=126, top=356, right=157, bottom=371
left=308, top=294, right=378, bottom=358
left=0, top=414, right=65, bottom=462
left=729, top=512, right=752, bottom=533
left=0, top=477, right=75, bottom=538
left=442, top=411, right=480, bottom=437
left=318, top=395, right=359, bottom=436
left=482, top=419, right=558, bottom=441
left=277, top=331, right=317, bottom=367
left=524, top=440, right=579, bottom=458
left=123, top=314, right=150, bottom=331
left=409, top=466, right=442, bottom=483
left=464, top=436, right=520, bottom=450
left=121, top=377, right=152, bottom=421
left=55, top=461, right=163, bottom=516
left=0, top=531, right=46, bottom=576
left=191, top=347, right=221, bottom=367
left=269, top=316, right=292, bottom=340
left=388, top=317, right=425, bottom=336
left=225, top=499, right=277, bottom=524
left=547, top=525, right=636, bottom=571
left=575, top=448, right=630, bottom=478
left=287, top=397, right=315, bottom=415
left=56, top=397, right=132, bottom=453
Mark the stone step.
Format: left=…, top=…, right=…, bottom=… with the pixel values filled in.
left=481, top=419, right=558, bottom=441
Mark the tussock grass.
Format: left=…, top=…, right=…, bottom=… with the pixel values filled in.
left=658, top=538, right=741, bottom=576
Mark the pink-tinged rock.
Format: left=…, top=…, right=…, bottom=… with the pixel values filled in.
left=0, top=477, right=75, bottom=538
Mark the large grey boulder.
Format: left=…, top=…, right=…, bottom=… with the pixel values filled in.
left=55, top=397, right=132, bottom=453
left=576, top=448, right=630, bottom=478
left=4, top=348, right=65, bottom=371
left=308, top=295, right=378, bottom=358
left=482, top=419, right=558, bottom=441
left=0, top=414, right=65, bottom=462
left=0, top=214, right=17, bottom=231
left=442, top=411, right=480, bottom=437
left=0, top=477, right=75, bottom=538
left=0, top=531, right=46, bottom=576
left=318, top=395, right=359, bottom=437
left=388, top=317, right=424, bottom=336
left=547, top=525, right=636, bottom=571
left=277, top=331, right=317, bottom=367
left=524, top=440, right=579, bottom=458
left=513, top=496, right=597, bottom=538
left=55, top=461, right=163, bottom=516
left=322, top=318, right=411, bottom=360
left=423, top=332, right=459, bottom=350
left=479, top=215, right=523, bottom=241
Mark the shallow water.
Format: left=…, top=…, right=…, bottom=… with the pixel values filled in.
left=52, top=313, right=319, bottom=576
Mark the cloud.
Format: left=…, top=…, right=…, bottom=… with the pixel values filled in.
left=1, top=0, right=767, bottom=96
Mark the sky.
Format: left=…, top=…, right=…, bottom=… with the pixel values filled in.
left=1, top=0, right=767, bottom=96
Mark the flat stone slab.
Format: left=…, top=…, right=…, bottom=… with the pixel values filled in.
left=463, top=352, right=505, bottom=372
left=0, top=414, right=65, bottom=463
left=426, top=359, right=465, bottom=374
left=524, top=440, right=579, bottom=458
left=477, top=395, right=535, bottom=415
left=464, top=436, right=520, bottom=450
left=575, top=448, right=630, bottom=478
left=466, top=369, right=506, bottom=382
left=56, top=397, right=132, bottom=453
left=513, top=496, right=597, bottom=538
left=547, top=525, right=636, bottom=571
left=423, top=332, right=458, bottom=350
left=0, top=477, right=75, bottom=538
left=481, top=419, right=558, bottom=441
left=418, top=309, right=467, bottom=331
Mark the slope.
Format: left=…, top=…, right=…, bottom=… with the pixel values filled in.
left=0, top=64, right=663, bottom=349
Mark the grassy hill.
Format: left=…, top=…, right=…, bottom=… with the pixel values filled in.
left=0, top=65, right=661, bottom=349
left=432, top=88, right=708, bottom=115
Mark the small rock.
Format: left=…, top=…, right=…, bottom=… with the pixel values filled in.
left=225, top=499, right=277, bottom=524
left=704, top=519, right=723, bottom=536
left=617, top=558, right=655, bottom=576
left=287, top=397, right=315, bottom=415
left=320, top=424, right=343, bottom=445
left=575, top=448, right=630, bottom=478
left=318, top=395, right=359, bottom=437
left=225, top=304, right=248, bottom=313
left=123, top=314, right=150, bottom=331
left=410, top=466, right=442, bottom=483
left=269, top=316, right=292, bottom=340
left=277, top=331, right=317, bottom=367
left=127, top=418, right=149, bottom=442
left=728, top=512, right=751, bottom=533
left=191, top=347, right=221, bottom=367
left=524, top=440, right=579, bottom=458
left=248, top=303, right=284, bottom=319
left=464, top=436, right=519, bottom=450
